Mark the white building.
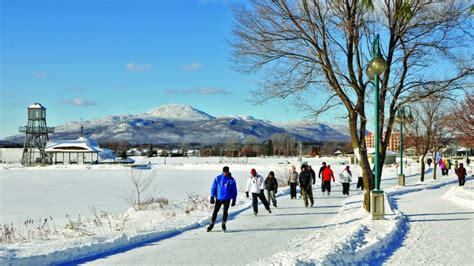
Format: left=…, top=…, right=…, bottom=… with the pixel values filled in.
left=45, top=136, right=115, bottom=164
left=186, top=149, right=201, bottom=157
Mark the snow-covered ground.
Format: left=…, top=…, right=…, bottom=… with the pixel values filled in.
left=0, top=156, right=472, bottom=265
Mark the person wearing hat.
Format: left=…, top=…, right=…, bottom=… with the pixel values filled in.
left=339, top=165, right=352, bottom=195
left=264, top=171, right=279, bottom=207
left=246, top=168, right=272, bottom=216
left=299, top=164, right=314, bottom=207
left=207, top=166, right=238, bottom=232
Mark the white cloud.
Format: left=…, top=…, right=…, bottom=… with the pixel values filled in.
left=164, top=87, right=230, bottom=95
left=126, top=62, right=152, bottom=72
left=63, top=98, right=96, bottom=106
left=182, top=62, right=202, bottom=71
left=33, top=71, right=48, bottom=79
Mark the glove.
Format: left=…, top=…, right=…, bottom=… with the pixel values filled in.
left=246, top=191, right=249, bottom=198
left=231, top=199, right=236, bottom=206
left=260, top=189, right=264, bottom=194
left=210, top=196, right=215, bottom=204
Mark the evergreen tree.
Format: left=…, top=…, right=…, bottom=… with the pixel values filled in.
left=264, top=139, right=273, bottom=156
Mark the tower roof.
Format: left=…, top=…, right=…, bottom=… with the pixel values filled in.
left=28, top=103, right=46, bottom=109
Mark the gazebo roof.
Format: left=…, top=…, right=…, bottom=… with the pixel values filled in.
left=45, top=137, right=101, bottom=153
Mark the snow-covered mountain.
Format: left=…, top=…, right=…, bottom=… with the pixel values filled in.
left=5, top=104, right=350, bottom=144
left=273, top=120, right=349, bottom=142
left=138, top=104, right=215, bottom=121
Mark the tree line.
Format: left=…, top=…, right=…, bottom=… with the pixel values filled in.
left=101, top=133, right=354, bottom=158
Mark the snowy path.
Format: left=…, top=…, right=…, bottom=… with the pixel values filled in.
left=385, top=183, right=474, bottom=265
left=84, top=186, right=356, bottom=265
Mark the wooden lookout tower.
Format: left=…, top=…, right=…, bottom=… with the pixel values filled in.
left=19, top=103, right=55, bottom=165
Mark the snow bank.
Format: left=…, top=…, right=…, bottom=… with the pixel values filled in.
left=0, top=187, right=293, bottom=265
left=442, top=183, right=474, bottom=209
left=259, top=175, right=472, bottom=265
left=319, top=176, right=474, bottom=264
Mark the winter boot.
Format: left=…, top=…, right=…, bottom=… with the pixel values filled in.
left=222, top=222, right=227, bottom=232
left=254, top=212, right=258, bottom=216
left=206, top=223, right=214, bottom=232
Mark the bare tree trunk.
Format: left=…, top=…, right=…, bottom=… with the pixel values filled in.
left=420, top=155, right=426, bottom=182
left=136, top=185, right=141, bottom=210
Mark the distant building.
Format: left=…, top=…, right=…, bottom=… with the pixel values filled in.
left=45, top=125, right=115, bottom=164
left=366, top=131, right=400, bottom=152
left=187, top=149, right=201, bottom=157
left=171, top=148, right=184, bottom=157
left=157, top=149, right=169, bottom=157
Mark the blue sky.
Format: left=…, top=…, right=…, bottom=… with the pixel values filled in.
left=2, top=0, right=348, bottom=138
left=1, top=1, right=471, bottom=140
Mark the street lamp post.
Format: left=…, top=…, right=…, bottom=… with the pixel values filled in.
left=395, top=105, right=414, bottom=186
left=366, top=34, right=387, bottom=220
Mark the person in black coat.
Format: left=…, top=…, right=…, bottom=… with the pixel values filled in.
left=299, top=164, right=314, bottom=207
left=264, top=171, right=279, bottom=207
left=318, top=162, right=327, bottom=188
left=308, top=165, right=316, bottom=185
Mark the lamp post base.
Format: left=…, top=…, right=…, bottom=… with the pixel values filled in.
left=398, top=174, right=405, bottom=186
left=371, top=190, right=385, bottom=220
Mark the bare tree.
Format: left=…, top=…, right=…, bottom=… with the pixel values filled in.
left=320, top=141, right=337, bottom=156
left=406, top=95, right=448, bottom=182
left=430, top=120, right=452, bottom=180
left=126, top=168, right=156, bottom=211
left=225, top=135, right=240, bottom=157
left=448, top=93, right=474, bottom=148
left=231, top=0, right=473, bottom=210
left=271, top=133, right=296, bottom=156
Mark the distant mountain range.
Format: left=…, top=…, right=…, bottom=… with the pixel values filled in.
left=4, top=104, right=350, bottom=145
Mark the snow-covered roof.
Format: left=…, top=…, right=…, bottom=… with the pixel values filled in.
left=366, top=148, right=398, bottom=155
left=28, top=103, right=45, bottom=109
left=45, top=137, right=101, bottom=153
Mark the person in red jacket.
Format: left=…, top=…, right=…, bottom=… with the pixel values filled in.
left=321, top=165, right=335, bottom=195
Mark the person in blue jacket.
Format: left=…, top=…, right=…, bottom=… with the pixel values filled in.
left=207, top=166, right=238, bottom=232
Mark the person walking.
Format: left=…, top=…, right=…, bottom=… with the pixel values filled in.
left=318, top=162, right=327, bottom=188
left=356, top=165, right=364, bottom=190
left=455, top=163, right=467, bottom=186
left=446, top=159, right=451, bottom=175
left=264, top=171, right=279, bottom=207
left=427, top=158, right=432, bottom=167
left=287, top=165, right=299, bottom=199
left=246, top=168, right=272, bottom=216
left=321, top=165, right=335, bottom=195
left=308, top=165, right=316, bottom=186
left=299, top=164, right=314, bottom=207
left=207, top=166, right=237, bottom=232
left=439, top=159, right=446, bottom=176
left=339, top=165, right=352, bottom=195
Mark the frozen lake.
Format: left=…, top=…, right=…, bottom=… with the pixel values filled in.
left=0, top=156, right=403, bottom=224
